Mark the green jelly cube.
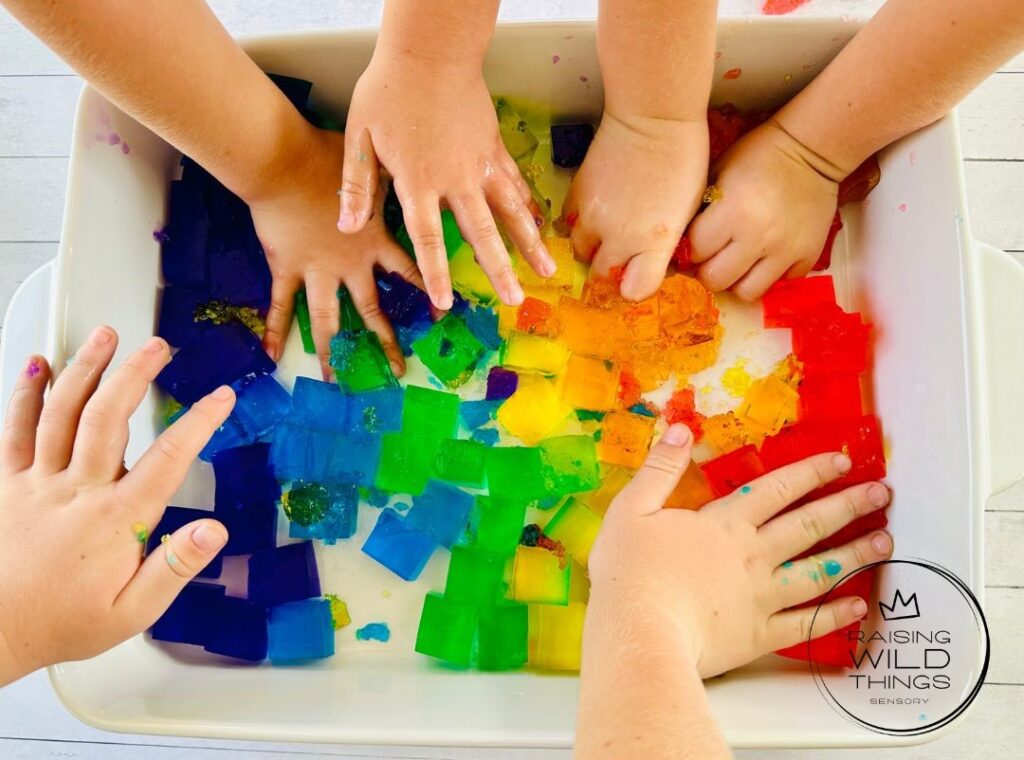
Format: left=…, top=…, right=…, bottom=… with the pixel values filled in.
left=486, top=446, right=548, bottom=501
left=375, top=433, right=439, bottom=495
left=432, top=439, right=487, bottom=487
left=476, top=602, right=528, bottom=671
left=495, top=97, right=539, bottom=161
left=395, top=209, right=464, bottom=261
left=330, top=329, right=397, bottom=392
left=294, top=289, right=316, bottom=354
left=338, top=287, right=364, bottom=330
left=415, top=592, right=478, bottom=667
left=540, top=435, right=602, bottom=495
left=470, top=496, right=528, bottom=555
left=445, top=546, right=508, bottom=607
left=402, top=385, right=460, bottom=439
left=411, top=314, right=485, bottom=388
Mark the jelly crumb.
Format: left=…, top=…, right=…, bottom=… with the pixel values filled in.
left=355, top=622, right=391, bottom=642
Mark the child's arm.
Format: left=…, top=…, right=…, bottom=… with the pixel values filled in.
left=688, top=0, right=1024, bottom=300
left=1, top=0, right=422, bottom=379
left=564, top=0, right=718, bottom=300
left=575, top=425, right=893, bottom=759
left=338, top=0, right=554, bottom=311
left=0, top=330, right=232, bottom=685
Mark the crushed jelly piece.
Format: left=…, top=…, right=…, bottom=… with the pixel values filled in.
left=355, top=622, right=392, bottom=642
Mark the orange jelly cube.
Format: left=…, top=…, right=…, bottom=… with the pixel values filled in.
left=598, top=411, right=656, bottom=470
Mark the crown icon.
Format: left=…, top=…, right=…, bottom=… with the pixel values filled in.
left=879, top=589, right=921, bottom=621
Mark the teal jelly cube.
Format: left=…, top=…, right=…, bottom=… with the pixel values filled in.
left=411, top=314, right=485, bottom=388
left=375, top=433, right=439, bottom=495
left=444, top=546, right=508, bottom=607
left=395, top=209, right=464, bottom=260
left=402, top=385, right=460, bottom=439
left=414, top=592, right=478, bottom=667
left=540, top=435, right=602, bottom=495
left=432, top=438, right=487, bottom=487
left=469, top=496, right=528, bottom=555
left=476, top=602, right=528, bottom=671
left=267, top=598, right=335, bottom=663
left=485, top=446, right=548, bottom=501
left=330, top=329, right=397, bottom=392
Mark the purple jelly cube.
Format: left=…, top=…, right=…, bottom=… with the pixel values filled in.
left=362, top=509, right=437, bottom=581
left=208, top=246, right=272, bottom=309
left=148, top=507, right=224, bottom=579
left=376, top=271, right=431, bottom=327
left=485, top=367, right=518, bottom=400
left=406, top=480, right=474, bottom=548
left=247, top=541, right=321, bottom=607
left=161, top=179, right=210, bottom=288
left=204, top=596, right=268, bottom=662
left=151, top=582, right=225, bottom=646
left=157, top=286, right=211, bottom=348
left=213, top=443, right=281, bottom=512
left=551, top=123, right=594, bottom=168
left=156, top=322, right=275, bottom=405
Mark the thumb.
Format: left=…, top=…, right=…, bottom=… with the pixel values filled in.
left=113, top=519, right=228, bottom=632
left=619, top=246, right=675, bottom=301
left=338, top=127, right=379, bottom=234
left=610, top=424, right=694, bottom=517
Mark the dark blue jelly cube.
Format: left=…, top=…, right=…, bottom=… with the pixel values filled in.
left=376, top=271, right=431, bottom=328
left=405, top=480, right=474, bottom=548
left=203, top=596, right=268, bottom=662
left=462, top=305, right=502, bottom=351
left=267, top=598, right=335, bottom=663
left=213, top=443, right=281, bottom=512
left=156, top=322, right=275, bottom=405
left=290, top=377, right=348, bottom=430
left=551, top=123, right=595, bottom=168
left=346, top=388, right=404, bottom=437
left=288, top=483, right=358, bottom=544
left=361, top=508, right=438, bottom=581
left=485, top=367, right=518, bottom=400
left=158, top=286, right=211, bottom=348
left=208, top=246, right=272, bottom=309
left=148, top=507, right=224, bottom=579
left=150, top=582, right=225, bottom=646
left=267, top=73, right=313, bottom=110
left=161, top=179, right=210, bottom=288
left=248, top=541, right=321, bottom=607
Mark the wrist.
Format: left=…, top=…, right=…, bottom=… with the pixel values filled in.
left=772, top=107, right=866, bottom=182
left=587, top=583, right=702, bottom=664
left=760, top=117, right=849, bottom=185
left=235, top=106, right=321, bottom=208
left=0, top=623, right=36, bottom=687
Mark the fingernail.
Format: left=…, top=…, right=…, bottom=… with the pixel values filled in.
left=389, top=357, right=404, bottom=377
left=23, top=355, right=42, bottom=379
left=338, top=211, right=356, bottom=232
left=832, top=453, right=852, bottom=473
left=662, top=423, right=692, bottom=447
left=871, top=531, right=892, bottom=555
left=191, top=521, right=228, bottom=553
left=852, top=598, right=868, bottom=617
left=89, top=326, right=113, bottom=345
left=211, top=385, right=234, bottom=401
left=265, top=342, right=281, bottom=363
left=142, top=336, right=164, bottom=353
left=538, top=252, right=557, bottom=278
left=868, top=483, right=890, bottom=507
left=435, top=291, right=454, bottom=311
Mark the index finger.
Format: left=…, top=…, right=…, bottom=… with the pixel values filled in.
left=397, top=188, right=452, bottom=311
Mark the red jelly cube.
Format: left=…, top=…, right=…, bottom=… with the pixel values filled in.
left=795, top=509, right=889, bottom=560
left=707, top=105, right=747, bottom=164
left=798, top=373, right=863, bottom=421
left=762, top=275, right=837, bottom=328
left=838, top=155, right=882, bottom=206
left=791, top=306, right=870, bottom=374
left=700, top=444, right=766, bottom=497
left=760, top=416, right=886, bottom=492
left=812, top=209, right=844, bottom=272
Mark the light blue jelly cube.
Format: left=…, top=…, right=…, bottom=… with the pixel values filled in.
left=288, top=483, right=359, bottom=544
left=405, top=480, right=475, bottom=548
left=362, top=509, right=438, bottom=581
left=459, top=399, right=502, bottom=430
left=267, top=598, right=335, bottom=662
left=346, top=387, right=404, bottom=436
left=290, top=376, right=348, bottom=430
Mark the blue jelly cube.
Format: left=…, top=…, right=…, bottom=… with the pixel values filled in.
left=288, top=483, right=358, bottom=544
left=156, top=322, right=275, bottom=405
left=148, top=507, right=223, bottom=579
left=290, top=377, right=348, bottom=430
left=472, top=427, right=501, bottom=446
left=248, top=541, right=321, bottom=607
left=362, top=509, right=438, bottom=581
left=267, top=598, right=335, bottom=663
left=270, top=424, right=380, bottom=486
left=376, top=270, right=431, bottom=328
left=161, top=178, right=209, bottom=289
left=157, top=286, right=211, bottom=348
left=220, top=502, right=278, bottom=555
left=198, top=416, right=248, bottom=462
left=462, top=305, right=502, bottom=351
left=230, top=373, right=290, bottom=441
left=150, top=582, right=225, bottom=646
left=346, top=388, right=404, bottom=436
left=406, top=480, right=475, bottom=548
left=213, top=443, right=281, bottom=512
left=459, top=399, right=501, bottom=430
left=203, top=596, right=268, bottom=662
left=485, top=367, right=518, bottom=400
left=396, top=318, right=433, bottom=357
left=324, top=433, right=381, bottom=486
left=208, top=243, right=271, bottom=309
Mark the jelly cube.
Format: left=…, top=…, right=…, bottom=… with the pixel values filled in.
left=495, top=97, right=539, bottom=160
left=511, top=546, right=570, bottom=604
left=762, top=275, right=837, bottom=328
left=208, top=243, right=272, bottom=308
left=700, top=445, right=766, bottom=497
left=791, top=307, right=870, bottom=374
left=148, top=507, right=223, bottom=579
left=248, top=541, right=321, bottom=607
left=540, top=435, right=602, bottom=495
left=406, top=480, right=475, bottom=548
left=362, top=508, right=437, bottom=580
left=267, top=598, right=335, bottom=663
left=268, top=72, right=313, bottom=108
left=556, top=297, right=622, bottom=357
left=412, top=314, right=485, bottom=388
left=500, top=332, right=570, bottom=376
left=485, top=367, right=518, bottom=400
left=347, top=387, right=404, bottom=436
left=157, top=286, right=210, bottom=348
left=445, top=546, right=508, bottom=606
left=736, top=375, right=799, bottom=437
left=294, top=288, right=317, bottom=354
left=477, top=602, right=529, bottom=671
left=516, top=237, right=576, bottom=296
left=759, top=415, right=886, bottom=490
left=702, top=412, right=750, bottom=454
left=204, top=596, right=268, bottom=662
left=551, top=123, right=594, bottom=168
left=161, top=178, right=210, bottom=289
left=528, top=602, right=586, bottom=671
left=543, top=497, right=602, bottom=566
left=516, top=296, right=560, bottom=336
left=289, top=377, right=347, bottom=430
left=213, top=443, right=280, bottom=512
left=269, top=423, right=381, bottom=486
left=151, top=582, right=225, bottom=646
left=432, top=438, right=487, bottom=487
left=375, top=433, right=439, bottom=495
left=568, top=559, right=590, bottom=604
left=415, top=592, right=478, bottom=667
left=461, top=303, right=502, bottom=349
left=469, top=496, right=529, bottom=555
left=496, top=378, right=573, bottom=445
left=459, top=399, right=501, bottom=430
left=450, top=243, right=499, bottom=307
left=285, top=482, right=359, bottom=543
left=230, top=372, right=291, bottom=441
left=330, top=329, right=397, bottom=392
left=598, top=411, right=656, bottom=470
left=485, top=445, right=549, bottom=501
left=402, top=385, right=460, bottom=439
left=577, top=465, right=632, bottom=516
left=376, top=270, right=431, bottom=327
left=798, top=373, right=863, bottom=420
left=665, top=461, right=716, bottom=510
left=561, top=354, right=620, bottom=411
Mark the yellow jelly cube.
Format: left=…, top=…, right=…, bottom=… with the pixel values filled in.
left=514, top=237, right=576, bottom=294
left=702, top=412, right=750, bottom=454
left=511, top=546, right=570, bottom=605
left=528, top=602, right=587, bottom=671
left=598, top=411, right=656, bottom=470
left=568, top=560, right=591, bottom=604
left=578, top=465, right=633, bottom=515
left=543, top=497, right=602, bottom=566
left=449, top=242, right=498, bottom=306
left=561, top=354, right=620, bottom=411
left=497, top=304, right=518, bottom=338
left=500, top=332, right=570, bottom=376
left=737, top=375, right=799, bottom=437
left=496, top=378, right=573, bottom=445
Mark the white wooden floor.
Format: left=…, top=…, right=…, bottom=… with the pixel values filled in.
left=1, top=1, right=1022, bottom=758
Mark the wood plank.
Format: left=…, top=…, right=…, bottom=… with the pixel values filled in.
left=0, top=157, right=67, bottom=243
left=986, top=587, right=1024, bottom=684
left=960, top=73, right=1024, bottom=161
left=965, top=161, right=1024, bottom=252
left=0, top=75, right=81, bottom=157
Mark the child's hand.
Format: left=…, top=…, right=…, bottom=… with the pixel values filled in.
left=251, top=126, right=425, bottom=380
left=562, top=114, right=709, bottom=300
left=589, top=424, right=892, bottom=679
left=337, top=53, right=554, bottom=310
left=0, top=328, right=234, bottom=685
left=687, top=120, right=842, bottom=301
